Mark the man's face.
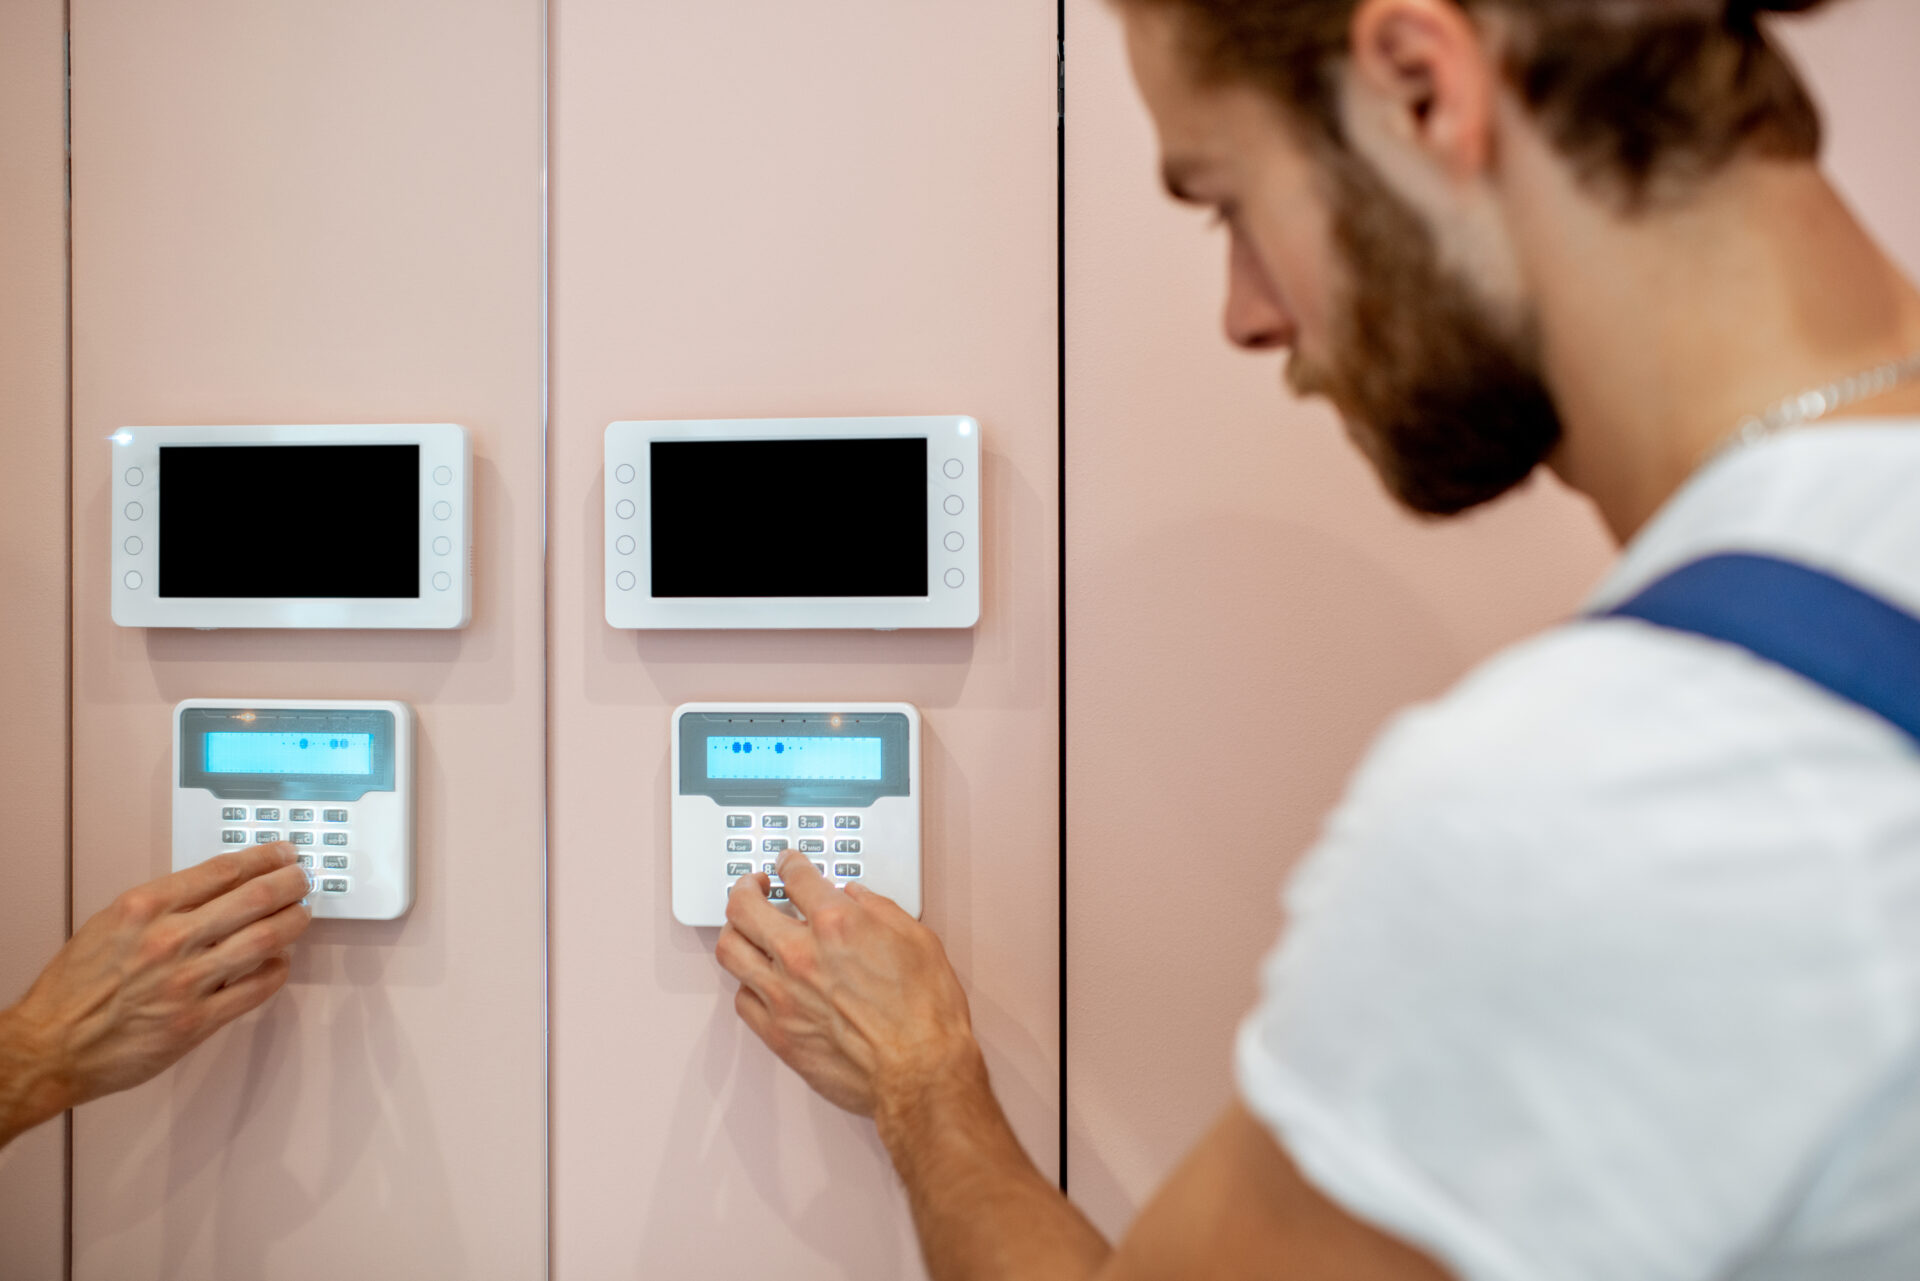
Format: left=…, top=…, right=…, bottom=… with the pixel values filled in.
left=1123, top=7, right=1562, bottom=515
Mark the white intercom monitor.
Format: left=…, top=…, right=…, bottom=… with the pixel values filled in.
left=172, top=699, right=415, bottom=920
left=605, top=416, right=980, bottom=630
left=670, top=703, right=921, bottom=927
left=111, top=423, right=472, bottom=629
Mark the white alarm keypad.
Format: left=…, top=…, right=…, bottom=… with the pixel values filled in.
left=172, top=699, right=415, bottom=920
left=670, top=704, right=921, bottom=927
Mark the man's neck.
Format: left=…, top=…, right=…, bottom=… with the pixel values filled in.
left=1509, top=148, right=1920, bottom=544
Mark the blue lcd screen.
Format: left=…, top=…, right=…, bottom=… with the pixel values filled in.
left=205, top=732, right=374, bottom=776
left=706, top=736, right=883, bottom=781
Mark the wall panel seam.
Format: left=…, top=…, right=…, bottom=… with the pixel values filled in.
left=63, top=1, right=76, bottom=1274
left=1056, top=0, right=1070, bottom=1197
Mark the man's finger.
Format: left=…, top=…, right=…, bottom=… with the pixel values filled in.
left=733, top=982, right=775, bottom=1045
left=181, top=860, right=313, bottom=950
left=149, top=842, right=299, bottom=914
left=716, top=923, right=781, bottom=1001
left=775, top=850, right=843, bottom=919
left=724, top=870, right=806, bottom=957
left=198, top=952, right=294, bottom=1031
left=187, top=901, right=313, bottom=992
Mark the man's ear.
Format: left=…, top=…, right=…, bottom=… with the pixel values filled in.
left=1344, top=0, right=1498, bottom=181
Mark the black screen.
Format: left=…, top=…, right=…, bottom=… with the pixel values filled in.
left=158, top=445, right=420, bottom=598
left=650, top=438, right=928, bottom=597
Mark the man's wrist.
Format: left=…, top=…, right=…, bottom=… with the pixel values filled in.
left=0, top=1004, right=77, bottom=1145
left=873, top=1037, right=1010, bottom=1177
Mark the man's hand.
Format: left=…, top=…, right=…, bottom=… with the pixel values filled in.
left=0, top=842, right=314, bottom=1148
left=716, top=850, right=981, bottom=1125
left=716, top=851, right=1113, bottom=1280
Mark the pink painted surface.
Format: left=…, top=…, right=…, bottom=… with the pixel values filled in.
left=547, top=1, right=1059, bottom=1276
left=1062, top=0, right=1920, bottom=1240
left=0, top=1, right=71, bottom=1275
left=67, top=3, right=547, bottom=1278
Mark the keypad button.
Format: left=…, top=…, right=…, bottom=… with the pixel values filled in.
left=323, top=809, right=349, bottom=823
left=290, top=831, right=314, bottom=845
left=222, top=829, right=247, bottom=844
left=833, top=815, right=861, bottom=830
left=762, top=838, right=788, bottom=853
left=295, top=854, right=314, bottom=868
left=769, top=885, right=789, bottom=901
left=726, top=838, right=751, bottom=853
left=835, top=839, right=861, bottom=854
left=811, top=861, right=827, bottom=876
left=320, top=878, right=349, bottom=894
left=222, top=807, right=247, bottom=821
left=254, top=830, right=281, bottom=843
left=726, top=862, right=752, bottom=877
left=761, top=862, right=779, bottom=876
left=725, top=814, right=752, bottom=828
left=323, top=832, right=349, bottom=846
left=797, top=839, right=824, bottom=854
left=254, top=808, right=281, bottom=821
left=761, top=814, right=789, bottom=829
left=834, top=862, right=863, bottom=878
left=289, top=808, right=314, bottom=823
left=796, top=815, right=824, bottom=829
left=322, top=855, right=349, bottom=870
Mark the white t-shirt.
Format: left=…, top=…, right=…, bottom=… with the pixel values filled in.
left=1237, top=423, right=1920, bottom=1281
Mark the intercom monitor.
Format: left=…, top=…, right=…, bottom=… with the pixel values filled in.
left=172, top=699, right=415, bottom=920
left=111, top=423, right=471, bottom=629
left=670, top=703, right=921, bottom=927
left=605, top=416, right=980, bottom=629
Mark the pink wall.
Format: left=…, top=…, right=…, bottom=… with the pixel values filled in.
left=66, top=2, right=548, bottom=1277
left=1062, top=0, right=1920, bottom=1240
left=0, top=2, right=71, bottom=1276
left=546, top=2, right=1060, bottom=1275
left=4, top=0, right=1915, bottom=1274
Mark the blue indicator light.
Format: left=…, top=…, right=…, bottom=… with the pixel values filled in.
left=206, top=732, right=374, bottom=776
left=706, top=736, right=883, bottom=781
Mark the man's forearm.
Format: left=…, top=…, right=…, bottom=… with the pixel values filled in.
left=877, top=1044, right=1111, bottom=1281
left=0, top=1005, right=71, bottom=1152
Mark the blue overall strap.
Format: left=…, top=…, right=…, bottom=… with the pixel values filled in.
left=1596, top=552, right=1920, bottom=748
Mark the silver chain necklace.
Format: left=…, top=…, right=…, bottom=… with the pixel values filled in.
left=1714, top=349, right=1920, bottom=460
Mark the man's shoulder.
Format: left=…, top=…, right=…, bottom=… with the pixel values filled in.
left=1343, top=613, right=1914, bottom=824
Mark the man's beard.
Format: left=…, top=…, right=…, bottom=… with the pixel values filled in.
left=1289, top=151, right=1563, bottom=517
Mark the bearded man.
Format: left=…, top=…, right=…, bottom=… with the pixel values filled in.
left=715, top=1, right=1920, bottom=1277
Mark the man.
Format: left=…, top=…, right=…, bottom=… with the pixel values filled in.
left=716, top=0, right=1920, bottom=1277
left=0, top=844, right=313, bottom=1150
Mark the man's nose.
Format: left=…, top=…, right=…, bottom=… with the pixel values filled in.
left=1222, top=231, right=1294, bottom=352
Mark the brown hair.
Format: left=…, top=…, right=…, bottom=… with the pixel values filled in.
left=1123, top=0, right=1838, bottom=207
